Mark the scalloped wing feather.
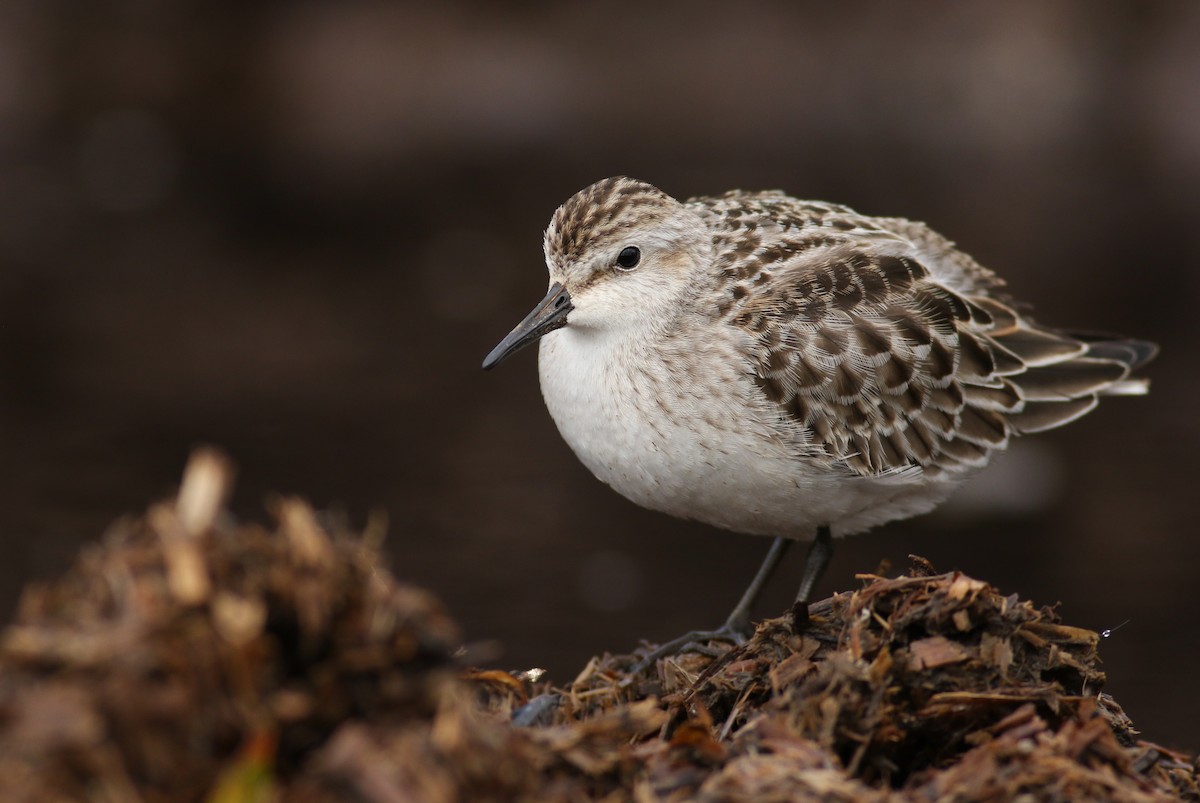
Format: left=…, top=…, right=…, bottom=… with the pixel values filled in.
left=698, top=196, right=1154, bottom=479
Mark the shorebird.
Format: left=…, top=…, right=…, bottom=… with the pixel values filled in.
left=482, top=177, right=1156, bottom=659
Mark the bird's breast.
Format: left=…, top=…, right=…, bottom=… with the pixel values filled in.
left=536, top=326, right=817, bottom=535
left=537, top=328, right=697, bottom=498
left=535, top=325, right=962, bottom=538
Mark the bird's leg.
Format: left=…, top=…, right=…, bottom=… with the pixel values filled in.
left=719, top=535, right=794, bottom=637
left=790, top=524, right=833, bottom=632
left=632, top=536, right=792, bottom=671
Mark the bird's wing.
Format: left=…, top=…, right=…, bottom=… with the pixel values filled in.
left=699, top=197, right=1151, bottom=478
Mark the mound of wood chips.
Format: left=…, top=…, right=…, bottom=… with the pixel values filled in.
left=0, top=452, right=1195, bottom=802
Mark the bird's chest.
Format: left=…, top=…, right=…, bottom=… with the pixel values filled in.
left=536, top=328, right=773, bottom=515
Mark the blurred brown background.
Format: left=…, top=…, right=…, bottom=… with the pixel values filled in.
left=0, top=1, right=1196, bottom=749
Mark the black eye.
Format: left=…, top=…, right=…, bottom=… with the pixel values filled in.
left=615, top=246, right=641, bottom=270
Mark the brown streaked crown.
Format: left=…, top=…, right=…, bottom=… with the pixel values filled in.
left=544, top=177, right=678, bottom=265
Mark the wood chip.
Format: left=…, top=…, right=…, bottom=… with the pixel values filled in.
left=908, top=635, right=972, bottom=670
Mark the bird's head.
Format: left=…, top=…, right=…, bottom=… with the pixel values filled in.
left=483, top=177, right=710, bottom=369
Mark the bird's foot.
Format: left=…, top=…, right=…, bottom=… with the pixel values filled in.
left=631, top=616, right=753, bottom=674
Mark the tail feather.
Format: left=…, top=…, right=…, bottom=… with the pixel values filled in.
left=1080, top=337, right=1159, bottom=370
left=962, top=300, right=1157, bottom=437
left=991, top=328, right=1087, bottom=367
left=1007, top=357, right=1130, bottom=402
left=1101, top=378, right=1150, bottom=396
left=1006, top=396, right=1098, bottom=433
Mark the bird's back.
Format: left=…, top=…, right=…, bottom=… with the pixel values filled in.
left=686, top=190, right=1155, bottom=483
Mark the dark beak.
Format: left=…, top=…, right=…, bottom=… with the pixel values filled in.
left=482, top=282, right=573, bottom=370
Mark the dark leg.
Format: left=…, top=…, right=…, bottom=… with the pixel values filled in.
left=632, top=536, right=792, bottom=670
left=719, top=535, right=793, bottom=637
left=790, top=524, right=832, bottom=631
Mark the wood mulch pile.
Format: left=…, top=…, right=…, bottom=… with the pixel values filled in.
left=0, top=451, right=1195, bottom=802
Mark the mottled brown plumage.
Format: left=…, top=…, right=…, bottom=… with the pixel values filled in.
left=691, top=186, right=1154, bottom=480
left=486, top=176, right=1156, bottom=650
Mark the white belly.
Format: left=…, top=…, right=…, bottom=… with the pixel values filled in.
left=537, top=327, right=960, bottom=539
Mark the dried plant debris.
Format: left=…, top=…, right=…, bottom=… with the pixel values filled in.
left=0, top=450, right=461, bottom=802
left=0, top=452, right=1195, bottom=802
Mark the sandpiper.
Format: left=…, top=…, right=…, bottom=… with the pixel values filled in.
left=483, top=177, right=1156, bottom=657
